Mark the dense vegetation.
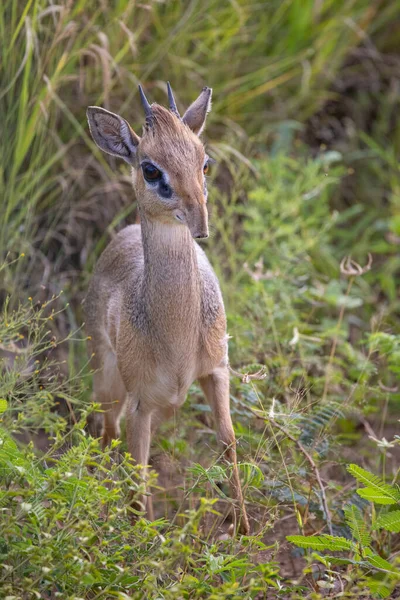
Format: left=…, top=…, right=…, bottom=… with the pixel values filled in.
left=1, top=0, right=400, bottom=597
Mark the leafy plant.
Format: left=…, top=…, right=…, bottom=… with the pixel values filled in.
left=288, top=463, right=400, bottom=598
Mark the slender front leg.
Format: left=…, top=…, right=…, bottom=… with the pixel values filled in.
left=125, top=396, right=153, bottom=517
left=199, top=366, right=250, bottom=535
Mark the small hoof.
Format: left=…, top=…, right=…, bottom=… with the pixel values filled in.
left=239, top=523, right=250, bottom=536
left=224, top=518, right=250, bottom=537
left=238, top=516, right=250, bottom=536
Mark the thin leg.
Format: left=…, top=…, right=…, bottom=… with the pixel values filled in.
left=125, top=397, right=153, bottom=516
left=91, top=345, right=128, bottom=448
left=199, top=366, right=250, bottom=535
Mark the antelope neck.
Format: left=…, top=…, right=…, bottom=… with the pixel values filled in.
left=140, top=213, right=201, bottom=300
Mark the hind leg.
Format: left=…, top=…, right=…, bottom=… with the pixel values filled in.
left=93, top=348, right=127, bottom=448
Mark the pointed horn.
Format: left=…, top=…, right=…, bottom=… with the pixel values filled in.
left=167, top=81, right=181, bottom=119
left=138, top=84, right=153, bottom=129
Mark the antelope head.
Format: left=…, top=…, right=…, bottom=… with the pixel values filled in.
left=87, top=83, right=212, bottom=239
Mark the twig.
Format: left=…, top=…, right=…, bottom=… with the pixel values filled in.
left=249, top=406, right=333, bottom=535
left=378, top=380, right=398, bottom=393
left=322, top=276, right=354, bottom=402
left=323, top=253, right=373, bottom=402
left=359, top=416, right=377, bottom=440
left=64, top=396, right=77, bottom=425
left=269, top=418, right=333, bottom=535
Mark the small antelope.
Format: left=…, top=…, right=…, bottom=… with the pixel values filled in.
left=85, top=83, right=249, bottom=534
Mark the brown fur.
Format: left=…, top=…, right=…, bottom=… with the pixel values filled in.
left=85, top=88, right=249, bottom=534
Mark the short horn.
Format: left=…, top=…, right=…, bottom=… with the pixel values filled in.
left=167, top=81, right=181, bottom=119
left=138, top=84, right=153, bottom=129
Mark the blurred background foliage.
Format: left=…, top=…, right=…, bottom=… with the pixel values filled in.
left=1, top=0, right=400, bottom=597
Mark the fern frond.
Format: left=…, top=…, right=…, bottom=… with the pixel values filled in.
left=287, top=534, right=356, bottom=552
left=357, top=488, right=397, bottom=505
left=347, top=464, right=400, bottom=503
left=324, top=556, right=359, bottom=566
left=362, top=549, right=399, bottom=575
left=299, top=402, right=344, bottom=446
left=29, top=500, right=47, bottom=525
left=344, top=504, right=371, bottom=546
left=376, top=510, right=400, bottom=533
left=364, top=578, right=393, bottom=599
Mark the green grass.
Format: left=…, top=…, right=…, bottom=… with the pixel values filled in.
left=1, top=0, right=400, bottom=598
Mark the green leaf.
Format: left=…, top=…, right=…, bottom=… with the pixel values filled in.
left=347, top=464, right=400, bottom=503
left=0, top=399, right=7, bottom=414
left=238, top=462, right=264, bottom=488
left=376, top=510, right=400, bottom=533
left=344, top=504, right=371, bottom=546
left=287, top=534, right=356, bottom=552
left=323, top=556, right=362, bottom=566
left=362, top=549, right=400, bottom=576
left=364, top=577, right=393, bottom=599
left=357, top=488, right=397, bottom=505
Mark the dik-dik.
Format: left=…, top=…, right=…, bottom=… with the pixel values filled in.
left=85, top=83, right=249, bottom=535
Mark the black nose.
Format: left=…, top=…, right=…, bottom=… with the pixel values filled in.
left=194, top=233, right=209, bottom=239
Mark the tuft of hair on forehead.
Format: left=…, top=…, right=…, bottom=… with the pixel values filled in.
left=143, top=104, right=186, bottom=137
left=153, top=104, right=179, bottom=126
left=140, top=104, right=205, bottom=168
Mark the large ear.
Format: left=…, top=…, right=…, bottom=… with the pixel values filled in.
left=183, top=87, right=212, bottom=136
left=87, top=106, right=140, bottom=164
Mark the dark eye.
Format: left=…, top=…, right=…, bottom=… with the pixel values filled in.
left=142, top=162, right=162, bottom=182
left=203, top=161, right=210, bottom=175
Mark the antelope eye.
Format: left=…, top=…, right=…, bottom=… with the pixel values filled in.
left=203, top=161, right=210, bottom=175
left=142, top=162, right=162, bottom=182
